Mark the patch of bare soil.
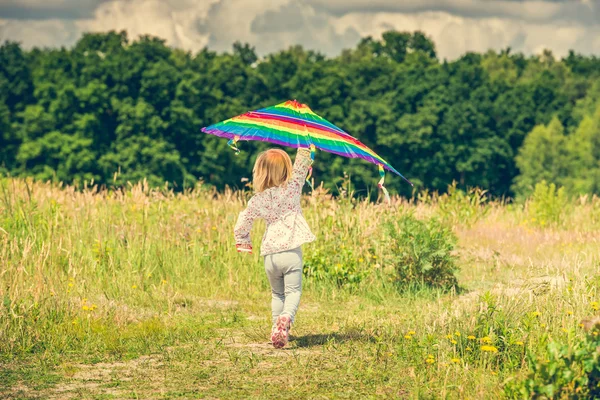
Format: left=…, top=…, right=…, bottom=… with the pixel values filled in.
left=46, top=355, right=164, bottom=400
left=1, top=382, right=38, bottom=399
left=222, top=332, right=317, bottom=358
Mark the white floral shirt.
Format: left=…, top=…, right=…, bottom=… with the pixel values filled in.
left=234, top=148, right=316, bottom=256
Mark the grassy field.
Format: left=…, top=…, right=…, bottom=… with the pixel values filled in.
left=1, top=178, right=600, bottom=399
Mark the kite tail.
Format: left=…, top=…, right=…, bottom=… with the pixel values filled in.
left=306, top=144, right=316, bottom=190
left=227, top=136, right=241, bottom=155
left=378, top=164, right=391, bottom=204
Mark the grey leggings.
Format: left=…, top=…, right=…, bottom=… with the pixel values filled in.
left=264, top=247, right=303, bottom=324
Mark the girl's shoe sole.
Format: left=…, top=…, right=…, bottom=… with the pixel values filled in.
left=271, top=316, right=290, bottom=348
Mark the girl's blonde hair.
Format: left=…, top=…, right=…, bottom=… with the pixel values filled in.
left=252, top=149, right=293, bottom=192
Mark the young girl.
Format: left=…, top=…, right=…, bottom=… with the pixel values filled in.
left=234, top=147, right=315, bottom=348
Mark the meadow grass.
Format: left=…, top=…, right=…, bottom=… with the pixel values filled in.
left=1, top=178, right=599, bottom=399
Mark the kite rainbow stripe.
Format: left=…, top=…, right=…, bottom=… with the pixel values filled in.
left=201, top=100, right=413, bottom=198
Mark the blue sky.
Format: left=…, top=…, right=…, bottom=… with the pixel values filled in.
left=0, top=0, right=599, bottom=59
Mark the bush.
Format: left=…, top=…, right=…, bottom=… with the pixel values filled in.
left=504, top=317, right=600, bottom=399
left=304, top=244, right=370, bottom=288
left=387, top=213, right=459, bottom=291
left=526, top=181, right=570, bottom=227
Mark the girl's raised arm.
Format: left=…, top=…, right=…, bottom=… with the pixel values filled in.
left=234, top=197, right=259, bottom=253
left=288, top=147, right=313, bottom=191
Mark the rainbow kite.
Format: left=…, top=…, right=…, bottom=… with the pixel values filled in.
left=201, top=100, right=413, bottom=200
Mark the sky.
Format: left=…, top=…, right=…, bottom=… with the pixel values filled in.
left=0, top=0, right=599, bottom=60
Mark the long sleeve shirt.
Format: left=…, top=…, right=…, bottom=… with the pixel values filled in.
left=234, top=148, right=316, bottom=256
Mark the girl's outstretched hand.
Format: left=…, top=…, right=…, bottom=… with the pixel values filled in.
left=236, top=243, right=253, bottom=254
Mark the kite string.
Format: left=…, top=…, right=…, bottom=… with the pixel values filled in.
left=378, top=164, right=391, bottom=204
left=306, top=144, right=316, bottom=190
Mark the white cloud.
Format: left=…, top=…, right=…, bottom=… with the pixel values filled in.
left=0, top=0, right=599, bottom=59
left=195, top=0, right=288, bottom=52
left=77, top=0, right=359, bottom=56
left=246, top=1, right=360, bottom=55
left=334, top=10, right=600, bottom=59
left=75, top=0, right=218, bottom=52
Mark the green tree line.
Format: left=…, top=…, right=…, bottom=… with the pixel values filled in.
left=1, top=30, right=599, bottom=198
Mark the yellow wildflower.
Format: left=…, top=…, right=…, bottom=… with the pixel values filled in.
left=515, top=341, right=524, bottom=346
left=446, top=334, right=453, bottom=339
left=132, top=285, right=137, bottom=289
left=212, top=226, right=217, bottom=230
left=466, top=347, right=472, bottom=351
left=426, top=358, right=435, bottom=364
left=591, top=302, right=599, bottom=311
left=82, top=305, right=89, bottom=311
left=359, top=258, right=364, bottom=263
left=532, top=311, right=541, bottom=317
left=451, top=340, right=458, bottom=345
left=68, top=282, right=74, bottom=287
left=467, top=335, right=476, bottom=340
left=404, top=335, right=412, bottom=339
left=481, top=336, right=492, bottom=344
left=408, top=331, right=416, bottom=335
left=481, top=345, right=499, bottom=353
left=454, top=331, right=461, bottom=337
left=567, top=311, right=573, bottom=316
left=451, top=358, right=460, bottom=363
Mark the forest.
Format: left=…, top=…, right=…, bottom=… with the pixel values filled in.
left=1, top=30, right=600, bottom=198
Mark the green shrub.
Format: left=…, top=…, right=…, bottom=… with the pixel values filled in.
left=304, top=244, right=370, bottom=287
left=505, top=317, right=600, bottom=399
left=387, top=213, right=459, bottom=291
left=526, top=181, right=570, bottom=228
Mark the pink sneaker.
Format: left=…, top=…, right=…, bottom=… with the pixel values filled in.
left=271, top=315, right=291, bottom=349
